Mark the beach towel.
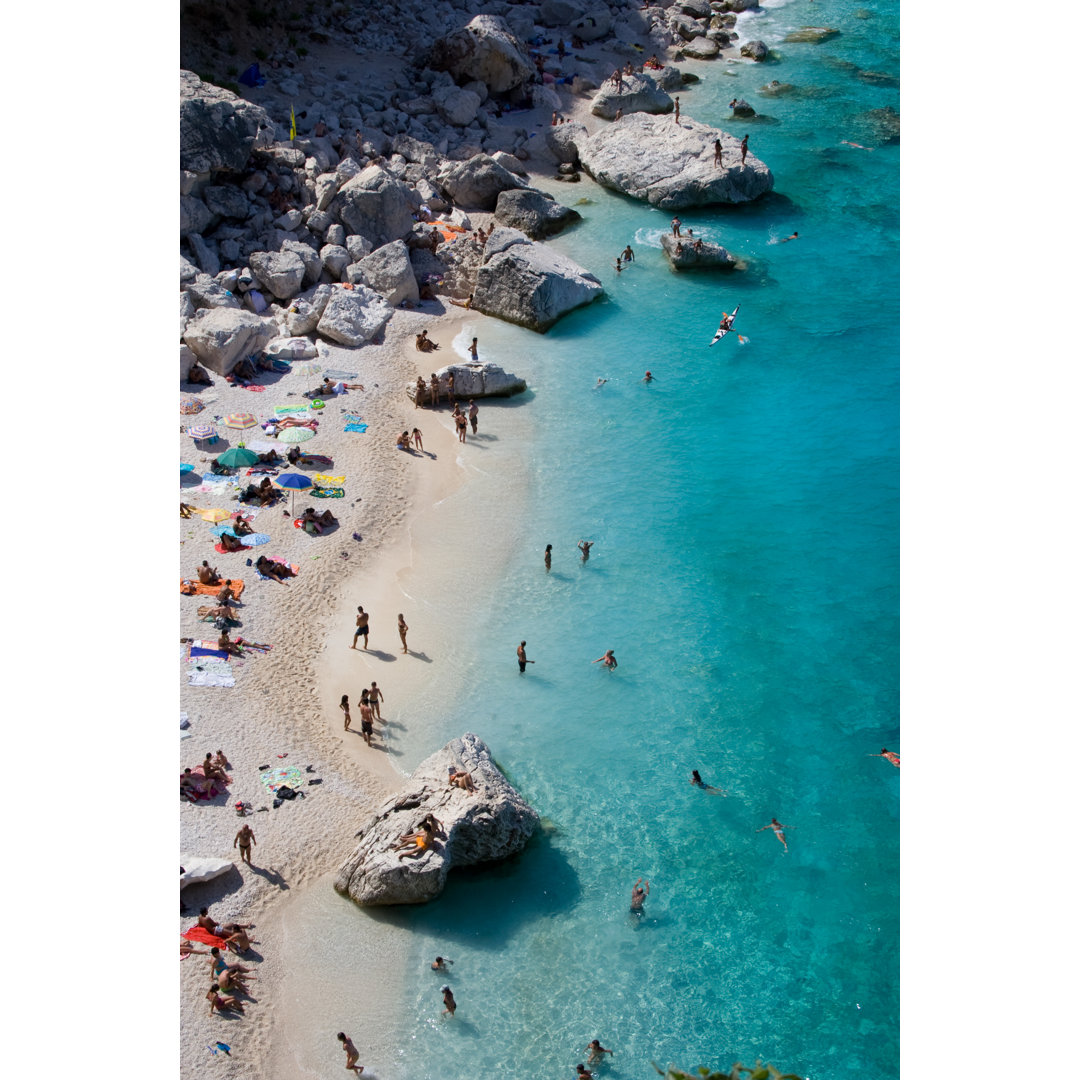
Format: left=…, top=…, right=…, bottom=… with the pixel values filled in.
left=214, top=541, right=247, bottom=554
left=343, top=413, right=363, bottom=424
left=259, top=765, right=304, bottom=794
left=181, top=580, right=246, bottom=598
left=183, top=927, right=229, bottom=948
left=187, top=670, right=236, bottom=688
left=344, top=423, right=368, bottom=433
left=190, top=645, right=229, bottom=660
left=255, top=558, right=298, bottom=580
left=314, top=474, right=345, bottom=487
left=313, top=487, right=344, bottom=498
left=275, top=404, right=310, bottom=415
left=294, top=363, right=322, bottom=376
left=323, top=369, right=359, bottom=380
left=202, top=474, right=238, bottom=485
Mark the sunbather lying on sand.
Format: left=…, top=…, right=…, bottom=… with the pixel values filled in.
left=218, top=631, right=244, bottom=657
left=219, top=532, right=245, bottom=552
left=300, top=507, right=337, bottom=534
left=256, top=449, right=282, bottom=464
left=256, top=555, right=295, bottom=580
left=241, top=478, right=277, bottom=506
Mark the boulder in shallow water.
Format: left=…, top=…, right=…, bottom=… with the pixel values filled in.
left=493, top=188, right=581, bottom=240
left=334, top=733, right=539, bottom=906
left=407, top=362, right=526, bottom=403
left=578, top=112, right=773, bottom=208
left=740, top=40, right=770, bottom=62
left=783, top=27, right=840, bottom=44
left=473, top=226, right=603, bottom=332
left=660, top=233, right=738, bottom=270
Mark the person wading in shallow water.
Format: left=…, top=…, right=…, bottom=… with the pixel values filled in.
left=337, top=1032, right=364, bottom=1073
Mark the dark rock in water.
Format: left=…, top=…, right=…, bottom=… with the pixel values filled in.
left=729, top=98, right=756, bottom=118
left=784, top=27, right=841, bottom=44
left=740, top=40, right=770, bottom=62
left=552, top=171, right=581, bottom=182
left=660, top=233, right=738, bottom=271
left=858, top=70, right=899, bottom=88
left=334, top=733, right=539, bottom=906
left=493, top=188, right=582, bottom=240
left=759, top=80, right=797, bottom=96
left=864, top=106, right=900, bottom=144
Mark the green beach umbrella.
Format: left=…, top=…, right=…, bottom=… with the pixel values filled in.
left=215, top=446, right=259, bottom=469
left=277, top=426, right=315, bottom=445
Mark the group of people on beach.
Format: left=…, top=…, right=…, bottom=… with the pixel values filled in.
left=338, top=680, right=385, bottom=747
left=183, top=906, right=259, bottom=1017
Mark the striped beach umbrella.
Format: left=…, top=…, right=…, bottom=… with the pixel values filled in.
left=277, top=426, right=315, bottom=445
left=274, top=471, right=313, bottom=515
left=186, top=423, right=218, bottom=443
left=222, top=412, right=258, bottom=446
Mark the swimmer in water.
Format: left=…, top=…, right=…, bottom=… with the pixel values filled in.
left=431, top=956, right=453, bottom=971
left=779, top=232, right=799, bottom=243
left=690, top=769, right=727, bottom=795
left=595, top=378, right=607, bottom=387
left=757, top=817, right=791, bottom=852
left=642, top=371, right=654, bottom=382
left=841, top=140, right=873, bottom=150
left=578, top=540, right=594, bottom=561
left=629, top=877, right=649, bottom=915
left=870, top=748, right=900, bottom=767
left=586, top=1040, right=614, bottom=1065
left=592, top=649, right=616, bottom=670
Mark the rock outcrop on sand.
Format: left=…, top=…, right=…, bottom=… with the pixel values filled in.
left=180, top=858, right=235, bottom=889
left=590, top=72, right=673, bottom=120
left=316, top=285, right=393, bottom=346
left=660, top=233, right=738, bottom=270
left=334, top=733, right=539, bottom=906
left=407, top=362, right=526, bottom=403
left=473, top=227, right=603, bottom=333
left=578, top=113, right=773, bottom=208
left=183, top=308, right=278, bottom=375
left=493, top=188, right=582, bottom=240
left=427, top=15, right=534, bottom=94
left=437, top=154, right=526, bottom=211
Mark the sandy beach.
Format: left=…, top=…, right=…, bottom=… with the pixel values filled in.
left=179, top=8, right=752, bottom=1076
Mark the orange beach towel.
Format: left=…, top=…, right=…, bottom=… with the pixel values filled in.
left=181, top=579, right=246, bottom=598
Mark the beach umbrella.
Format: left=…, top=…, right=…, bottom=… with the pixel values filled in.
left=240, top=533, right=271, bottom=547
left=199, top=508, right=231, bottom=524
left=180, top=398, right=205, bottom=415
left=274, top=471, right=313, bottom=515
left=186, top=423, right=218, bottom=444
left=277, top=426, right=315, bottom=445
left=180, top=463, right=195, bottom=473
left=215, top=446, right=259, bottom=469
left=222, top=412, right=258, bottom=446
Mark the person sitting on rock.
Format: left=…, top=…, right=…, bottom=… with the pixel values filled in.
left=187, top=362, right=212, bottom=385
left=393, top=820, right=436, bottom=859
left=448, top=766, right=477, bottom=793
left=313, top=118, right=328, bottom=137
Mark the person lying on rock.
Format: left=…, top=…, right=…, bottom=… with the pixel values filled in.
left=448, top=766, right=477, bottom=793
left=393, top=820, right=436, bottom=859
left=187, top=362, right=212, bottom=385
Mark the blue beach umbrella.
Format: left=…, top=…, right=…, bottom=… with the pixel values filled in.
left=240, top=533, right=271, bottom=547
left=274, top=471, right=313, bottom=515
left=180, top=463, right=195, bottom=473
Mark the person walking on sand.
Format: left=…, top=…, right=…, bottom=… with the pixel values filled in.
left=870, top=748, right=900, bottom=767
left=468, top=399, right=478, bottom=435
left=671, top=217, right=682, bottom=238
left=337, top=1032, right=364, bottom=1073
left=544, top=544, right=552, bottom=572
left=757, top=817, right=791, bottom=852
left=518, top=641, right=535, bottom=674
left=593, top=649, right=617, bottom=670
left=340, top=694, right=352, bottom=732
left=468, top=337, right=479, bottom=361
left=442, top=985, right=457, bottom=1016
left=740, top=134, right=748, bottom=163
left=412, top=427, right=424, bottom=451
left=578, top=539, right=594, bottom=561
left=630, top=877, right=649, bottom=915
left=234, top=824, right=256, bottom=865
left=351, top=605, right=370, bottom=650
left=446, top=369, right=455, bottom=402
left=368, top=681, right=384, bottom=720
left=586, top=1040, right=614, bottom=1065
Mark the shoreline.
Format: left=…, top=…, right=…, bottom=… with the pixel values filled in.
left=180, top=10, right=751, bottom=1077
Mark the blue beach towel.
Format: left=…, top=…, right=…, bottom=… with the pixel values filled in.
left=344, top=423, right=368, bottom=433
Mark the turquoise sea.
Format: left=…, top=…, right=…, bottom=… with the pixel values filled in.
left=286, top=2, right=899, bottom=1077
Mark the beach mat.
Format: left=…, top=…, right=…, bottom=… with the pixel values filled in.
left=181, top=580, right=246, bottom=598
left=323, top=369, right=359, bottom=380
left=259, top=765, right=304, bottom=793
left=190, top=645, right=229, bottom=660
left=187, top=670, right=236, bottom=688
left=182, top=927, right=229, bottom=948
left=313, top=488, right=344, bottom=498
left=314, top=474, right=345, bottom=487
left=344, top=423, right=368, bottom=433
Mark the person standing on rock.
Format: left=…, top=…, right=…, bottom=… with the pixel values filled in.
left=740, top=134, right=749, bottom=163
left=337, top=1032, right=364, bottom=1073
left=398, top=613, right=409, bottom=654
left=671, top=217, right=682, bottom=238
left=468, top=337, right=479, bottom=361
left=351, top=606, right=369, bottom=650
left=468, top=399, right=479, bottom=434
left=714, top=138, right=723, bottom=167
left=234, top=824, right=256, bottom=866
left=674, top=96, right=680, bottom=124
left=517, top=641, right=535, bottom=674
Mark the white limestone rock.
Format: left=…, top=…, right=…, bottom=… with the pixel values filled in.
left=180, top=858, right=235, bottom=889
left=406, top=362, right=526, bottom=403
left=590, top=72, right=673, bottom=120
left=427, top=15, right=534, bottom=94
left=316, top=284, right=393, bottom=346
left=354, top=240, right=419, bottom=307
left=182, top=308, right=277, bottom=375
left=249, top=250, right=306, bottom=300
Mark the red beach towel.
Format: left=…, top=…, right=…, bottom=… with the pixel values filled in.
left=182, top=926, right=229, bottom=948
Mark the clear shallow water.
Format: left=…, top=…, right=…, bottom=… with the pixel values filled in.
left=286, top=2, right=898, bottom=1077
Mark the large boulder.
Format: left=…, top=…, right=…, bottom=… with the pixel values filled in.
left=330, top=165, right=416, bottom=247
left=590, top=72, right=673, bottom=120
left=281, top=240, right=324, bottom=287
left=182, top=308, right=277, bottom=375
left=432, top=84, right=482, bottom=127
left=249, top=250, right=306, bottom=300
left=180, top=343, right=197, bottom=381
left=740, top=40, right=770, bottom=61
left=179, top=70, right=274, bottom=175
left=184, top=274, right=240, bottom=311
left=660, top=233, right=738, bottom=270
left=578, top=112, right=774, bottom=208
left=569, top=8, right=614, bottom=41
left=285, top=284, right=333, bottom=336
left=180, top=858, right=234, bottom=889
left=265, top=336, right=319, bottom=360
left=545, top=121, right=589, bottom=166
left=540, top=0, right=586, bottom=25
left=316, top=284, right=393, bottom=346
left=493, top=188, right=581, bottom=239
left=683, top=36, right=721, bottom=59
left=407, top=362, right=526, bottom=403
left=428, top=15, right=534, bottom=94
left=202, top=184, right=249, bottom=220
left=473, top=227, right=603, bottom=333
left=438, top=154, right=525, bottom=210
left=180, top=195, right=212, bottom=238
left=334, top=733, right=539, bottom=906
left=354, top=240, right=419, bottom=307
left=320, top=243, right=352, bottom=280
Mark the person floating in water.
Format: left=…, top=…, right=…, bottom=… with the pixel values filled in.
left=593, top=649, right=617, bottom=670
left=779, top=232, right=799, bottom=243
left=586, top=1040, right=614, bottom=1065
left=578, top=540, right=594, bottom=561
left=757, top=817, right=791, bottom=852
left=690, top=769, right=726, bottom=795
left=630, top=877, right=649, bottom=915
left=870, top=748, right=900, bottom=768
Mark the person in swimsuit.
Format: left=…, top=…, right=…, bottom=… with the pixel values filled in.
left=234, top=824, right=256, bottom=865
left=359, top=699, right=375, bottom=746
left=337, top=1032, right=364, bottom=1073
left=517, top=641, right=535, bottom=673
left=468, top=337, right=479, bottom=361
left=622, top=245, right=634, bottom=263
left=871, top=748, right=900, bottom=767
left=394, top=820, right=435, bottom=859
left=576, top=1066, right=595, bottom=1080
left=454, top=408, right=468, bottom=443
left=544, top=544, right=552, bottom=572
left=369, top=682, right=384, bottom=720
left=586, top=1040, right=614, bottom=1065
left=468, top=400, right=478, bottom=434
left=630, top=877, right=649, bottom=915
left=671, top=217, right=682, bottom=238
left=198, top=561, right=221, bottom=585
left=578, top=540, right=594, bottom=561
left=740, top=134, right=748, bottom=163
left=779, top=232, right=799, bottom=243
left=415, top=375, right=427, bottom=407
left=448, top=766, right=477, bottom=793
left=592, top=649, right=617, bottom=670
left=446, top=370, right=455, bottom=401
left=340, top=695, right=351, bottom=732
left=690, top=770, right=726, bottom=795
left=398, top=613, right=409, bottom=654
left=432, top=956, right=453, bottom=971
left=429, top=373, right=440, bottom=408
left=412, top=428, right=424, bottom=451
left=642, top=371, right=654, bottom=383
left=207, top=984, right=243, bottom=1015
left=757, top=817, right=791, bottom=852
left=351, top=606, right=369, bottom=650
left=441, top=985, right=457, bottom=1016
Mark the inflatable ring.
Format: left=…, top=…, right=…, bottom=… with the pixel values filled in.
left=311, top=399, right=325, bottom=409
